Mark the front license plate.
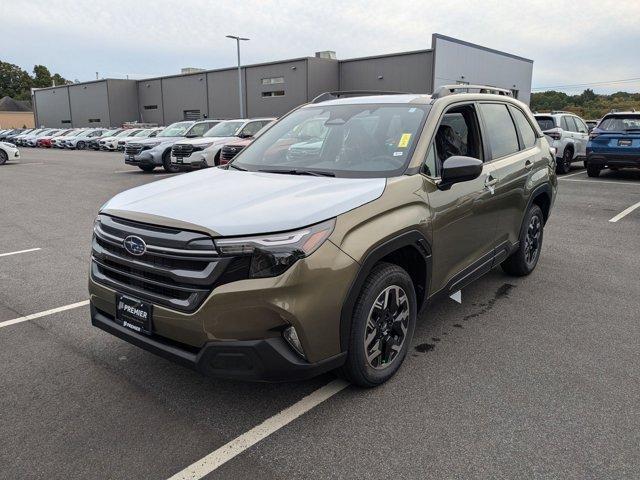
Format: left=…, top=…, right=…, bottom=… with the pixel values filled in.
left=126, top=155, right=135, bottom=161
left=618, top=139, right=632, bottom=146
left=116, top=294, right=152, bottom=334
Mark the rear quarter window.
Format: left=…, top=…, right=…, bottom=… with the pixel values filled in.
left=510, top=107, right=537, bottom=149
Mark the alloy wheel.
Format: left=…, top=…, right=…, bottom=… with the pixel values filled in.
left=364, top=285, right=410, bottom=369
left=524, top=214, right=542, bottom=266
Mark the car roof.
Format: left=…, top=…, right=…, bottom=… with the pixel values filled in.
left=309, top=94, right=432, bottom=106
left=602, top=111, right=640, bottom=116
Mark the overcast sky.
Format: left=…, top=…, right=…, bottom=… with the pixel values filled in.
left=4, top=0, right=640, bottom=94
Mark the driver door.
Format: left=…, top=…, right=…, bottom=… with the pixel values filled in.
left=422, top=102, right=499, bottom=294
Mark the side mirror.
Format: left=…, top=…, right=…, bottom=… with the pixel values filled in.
left=439, top=156, right=483, bottom=189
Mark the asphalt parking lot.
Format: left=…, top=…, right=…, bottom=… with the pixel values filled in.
left=1, top=148, right=639, bottom=480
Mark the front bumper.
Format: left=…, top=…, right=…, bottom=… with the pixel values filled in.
left=171, top=151, right=208, bottom=167
left=91, top=303, right=346, bottom=381
left=125, top=150, right=162, bottom=166
left=587, top=152, right=640, bottom=168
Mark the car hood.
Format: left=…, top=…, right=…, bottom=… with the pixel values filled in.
left=176, top=136, right=236, bottom=147
left=131, top=136, right=185, bottom=146
left=102, top=167, right=386, bottom=236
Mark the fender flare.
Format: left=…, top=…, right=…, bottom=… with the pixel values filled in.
left=520, top=183, right=552, bottom=236
left=339, top=230, right=432, bottom=352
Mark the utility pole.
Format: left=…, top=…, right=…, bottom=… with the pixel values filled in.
left=225, top=35, right=249, bottom=118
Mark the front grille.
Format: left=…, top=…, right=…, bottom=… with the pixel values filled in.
left=172, top=144, right=194, bottom=159
left=124, top=144, right=144, bottom=156
left=91, top=214, right=235, bottom=312
left=220, top=145, right=245, bottom=162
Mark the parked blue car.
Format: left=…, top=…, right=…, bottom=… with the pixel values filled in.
left=586, top=112, right=640, bottom=177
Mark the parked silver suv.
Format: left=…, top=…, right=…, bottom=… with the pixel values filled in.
left=534, top=112, right=589, bottom=174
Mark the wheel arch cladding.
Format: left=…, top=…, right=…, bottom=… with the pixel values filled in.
left=339, top=230, right=432, bottom=352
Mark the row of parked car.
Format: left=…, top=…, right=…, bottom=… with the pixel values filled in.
left=533, top=110, right=640, bottom=176
left=0, top=126, right=166, bottom=151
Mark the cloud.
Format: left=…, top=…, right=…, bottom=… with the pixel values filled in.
left=4, top=0, right=640, bottom=93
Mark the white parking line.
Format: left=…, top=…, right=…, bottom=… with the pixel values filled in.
left=167, top=379, right=349, bottom=480
left=559, top=178, right=640, bottom=186
left=0, top=300, right=89, bottom=329
left=0, top=247, right=41, bottom=258
left=561, top=170, right=586, bottom=179
left=609, top=201, right=640, bottom=223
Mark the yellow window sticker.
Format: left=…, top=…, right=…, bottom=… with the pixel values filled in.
left=398, top=133, right=412, bottom=148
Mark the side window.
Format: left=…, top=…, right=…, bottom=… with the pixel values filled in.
left=574, top=117, right=588, bottom=134
left=422, top=103, right=483, bottom=176
left=561, top=116, right=577, bottom=132
left=478, top=103, right=519, bottom=159
left=509, top=107, right=537, bottom=149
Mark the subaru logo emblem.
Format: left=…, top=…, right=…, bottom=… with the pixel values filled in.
left=123, top=235, right=146, bottom=256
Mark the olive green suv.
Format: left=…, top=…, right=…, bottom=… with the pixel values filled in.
left=89, top=86, right=557, bottom=387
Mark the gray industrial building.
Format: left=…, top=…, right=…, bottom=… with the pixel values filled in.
left=32, top=34, right=534, bottom=128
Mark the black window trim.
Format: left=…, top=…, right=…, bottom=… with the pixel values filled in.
left=419, top=100, right=488, bottom=179
left=508, top=105, right=539, bottom=153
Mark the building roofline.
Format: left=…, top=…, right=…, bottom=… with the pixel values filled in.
left=339, top=49, right=432, bottom=63
left=432, top=33, right=534, bottom=64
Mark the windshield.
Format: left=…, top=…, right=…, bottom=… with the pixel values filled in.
left=185, top=122, right=216, bottom=137
left=133, top=129, right=152, bottom=137
left=535, top=116, right=556, bottom=131
left=233, top=104, right=428, bottom=178
left=598, top=114, right=640, bottom=131
left=70, top=130, right=87, bottom=137
left=101, top=129, right=119, bottom=137
left=114, top=130, right=134, bottom=137
left=204, top=121, right=243, bottom=137
left=158, top=122, right=192, bottom=137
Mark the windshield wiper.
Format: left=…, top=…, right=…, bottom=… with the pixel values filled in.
left=258, top=168, right=335, bottom=177
left=228, top=163, right=247, bottom=171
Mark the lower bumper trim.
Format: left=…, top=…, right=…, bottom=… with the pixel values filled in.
left=91, top=303, right=346, bottom=382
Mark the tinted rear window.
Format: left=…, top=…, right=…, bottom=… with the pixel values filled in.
left=535, top=116, right=556, bottom=131
left=599, top=115, right=640, bottom=131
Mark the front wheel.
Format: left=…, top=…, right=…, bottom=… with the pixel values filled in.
left=76, top=141, right=86, bottom=150
left=139, top=165, right=155, bottom=172
left=162, top=150, right=180, bottom=173
left=0, top=150, right=7, bottom=165
left=501, top=204, right=544, bottom=277
left=340, top=262, right=416, bottom=387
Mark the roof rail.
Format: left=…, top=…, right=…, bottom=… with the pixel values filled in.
left=550, top=110, right=572, bottom=114
left=431, top=84, right=513, bottom=100
left=311, top=90, right=409, bottom=104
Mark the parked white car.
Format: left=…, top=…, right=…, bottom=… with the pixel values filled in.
left=171, top=118, right=275, bottom=168
left=116, top=127, right=164, bottom=151
left=16, top=128, right=49, bottom=146
left=0, top=141, right=20, bottom=165
left=63, top=128, right=109, bottom=149
left=52, top=129, right=83, bottom=148
left=26, top=129, right=61, bottom=147
left=99, top=129, right=143, bottom=151
left=534, top=112, right=589, bottom=174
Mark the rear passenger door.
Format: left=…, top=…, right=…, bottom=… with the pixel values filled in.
left=479, top=103, right=541, bottom=252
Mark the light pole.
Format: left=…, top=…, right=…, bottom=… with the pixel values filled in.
left=226, top=35, right=249, bottom=118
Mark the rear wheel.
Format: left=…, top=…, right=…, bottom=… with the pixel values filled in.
left=139, top=165, right=155, bottom=172
left=340, top=262, right=416, bottom=387
left=557, top=147, right=573, bottom=174
left=162, top=150, right=180, bottom=173
left=586, top=163, right=601, bottom=177
left=502, top=204, right=544, bottom=277
left=0, top=150, right=8, bottom=165
left=76, top=141, right=86, bottom=150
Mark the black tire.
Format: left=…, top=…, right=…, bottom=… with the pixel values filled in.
left=139, top=165, right=155, bottom=172
left=340, top=262, right=417, bottom=388
left=556, top=148, right=573, bottom=174
left=0, top=150, right=7, bottom=165
left=501, top=204, right=544, bottom=277
left=76, top=141, right=86, bottom=150
left=586, top=163, right=601, bottom=177
left=162, top=150, right=180, bottom=173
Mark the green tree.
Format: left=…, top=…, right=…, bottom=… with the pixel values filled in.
left=32, top=64, right=53, bottom=88
left=51, top=73, right=70, bottom=86
left=0, top=61, right=33, bottom=100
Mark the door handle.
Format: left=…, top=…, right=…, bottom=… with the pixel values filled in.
left=524, top=159, right=534, bottom=170
left=484, top=175, right=498, bottom=194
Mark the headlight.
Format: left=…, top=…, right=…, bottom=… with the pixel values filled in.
left=194, top=142, right=214, bottom=151
left=215, top=219, right=335, bottom=278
